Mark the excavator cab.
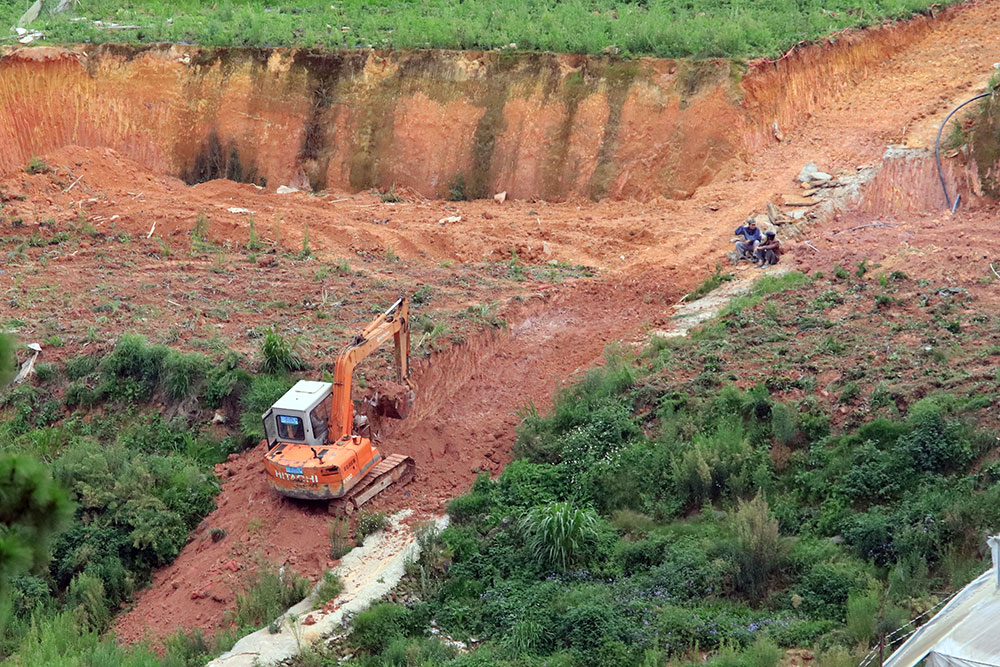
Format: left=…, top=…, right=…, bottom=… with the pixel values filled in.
left=262, top=381, right=332, bottom=449
left=262, top=297, right=416, bottom=511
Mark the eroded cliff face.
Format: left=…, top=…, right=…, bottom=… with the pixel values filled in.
left=0, top=13, right=939, bottom=200
left=970, top=92, right=1000, bottom=198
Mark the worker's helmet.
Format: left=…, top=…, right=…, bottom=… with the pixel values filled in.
left=765, top=230, right=776, bottom=237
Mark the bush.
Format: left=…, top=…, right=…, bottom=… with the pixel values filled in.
left=728, top=495, right=787, bottom=601
left=845, top=589, right=880, bottom=646
left=65, top=572, right=111, bottom=632
left=447, top=489, right=492, bottom=525
left=63, top=382, right=96, bottom=409
left=99, top=334, right=168, bottom=402
left=64, top=354, right=99, bottom=380
left=898, top=401, right=972, bottom=474
left=797, top=561, right=873, bottom=619
left=492, top=460, right=570, bottom=511
left=203, top=351, right=251, bottom=409
left=329, top=518, right=351, bottom=559
left=351, top=602, right=415, bottom=653
left=673, top=420, right=765, bottom=508
left=161, top=350, right=210, bottom=401
left=686, top=265, right=735, bottom=301
left=257, top=327, right=306, bottom=374
left=520, top=502, right=599, bottom=572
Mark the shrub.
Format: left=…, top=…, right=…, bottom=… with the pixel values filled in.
left=845, top=588, right=880, bottom=646
left=448, top=173, right=468, bottom=201
left=520, top=502, right=599, bottom=572
left=64, top=353, right=99, bottom=380
left=381, top=637, right=455, bottom=665
left=686, top=265, right=735, bottom=301
left=257, top=327, right=306, bottom=373
left=65, top=572, right=111, bottom=632
left=557, top=599, right=627, bottom=654
left=99, top=334, right=168, bottom=402
left=161, top=350, right=210, bottom=401
left=25, top=157, right=50, bottom=175
left=488, top=462, right=567, bottom=514
left=797, top=561, right=873, bottom=620
left=898, top=401, right=971, bottom=474
left=356, top=510, right=390, bottom=543
left=63, top=382, right=96, bottom=409
left=728, top=495, right=787, bottom=601
left=350, top=602, right=415, bottom=653
left=447, top=488, right=492, bottom=525
left=673, top=420, right=765, bottom=508
left=203, top=351, right=251, bottom=409
left=33, top=363, right=57, bottom=384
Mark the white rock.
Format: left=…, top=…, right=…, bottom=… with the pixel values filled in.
left=809, top=171, right=832, bottom=182
left=276, top=185, right=299, bottom=194
left=227, top=207, right=253, bottom=214
left=493, top=191, right=507, bottom=204
left=796, top=163, right=819, bottom=183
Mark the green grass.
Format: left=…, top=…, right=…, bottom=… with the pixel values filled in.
left=2, top=0, right=957, bottom=59
left=685, top=265, right=734, bottom=301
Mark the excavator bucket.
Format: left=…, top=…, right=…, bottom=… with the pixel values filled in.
left=371, top=386, right=415, bottom=420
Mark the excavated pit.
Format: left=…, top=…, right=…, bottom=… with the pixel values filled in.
left=0, top=8, right=961, bottom=201
left=4, top=0, right=1000, bottom=653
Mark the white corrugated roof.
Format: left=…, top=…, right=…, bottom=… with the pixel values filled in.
left=886, top=567, right=1000, bottom=667
left=271, top=380, right=332, bottom=412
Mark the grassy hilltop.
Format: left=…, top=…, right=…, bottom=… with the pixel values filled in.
left=3, top=0, right=958, bottom=58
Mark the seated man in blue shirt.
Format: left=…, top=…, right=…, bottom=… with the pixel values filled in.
left=733, top=217, right=762, bottom=261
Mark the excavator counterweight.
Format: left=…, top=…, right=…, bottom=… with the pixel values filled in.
left=262, top=297, right=415, bottom=510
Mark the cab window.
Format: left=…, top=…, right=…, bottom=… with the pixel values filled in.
left=277, top=415, right=305, bottom=440
left=309, top=400, right=331, bottom=440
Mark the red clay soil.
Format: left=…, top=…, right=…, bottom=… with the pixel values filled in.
left=111, top=270, right=679, bottom=645
left=2, top=0, right=999, bottom=646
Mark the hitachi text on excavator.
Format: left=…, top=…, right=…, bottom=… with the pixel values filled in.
left=262, top=297, right=416, bottom=513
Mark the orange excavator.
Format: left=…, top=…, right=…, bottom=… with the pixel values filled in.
left=262, top=297, right=416, bottom=513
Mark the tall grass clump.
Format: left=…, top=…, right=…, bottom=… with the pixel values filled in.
left=230, top=564, right=310, bottom=631
left=520, top=501, right=599, bottom=572
left=257, top=327, right=306, bottom=374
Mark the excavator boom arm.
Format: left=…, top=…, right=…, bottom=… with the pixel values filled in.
left=330, top=297, right=410, bottom=438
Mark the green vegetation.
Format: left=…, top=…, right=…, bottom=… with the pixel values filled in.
left=314, top=570, right=344, bottom=609
left=258, top=327, right=307, bottom=374
left=290, top=268, right=1000, bottom=667
left=356, top=510, right=390, bottom=544
left=0, top=333, right=311, bottom=664
left=2, top=0, right=957, bottom=59
left=685, top=264, right=735, bottom=301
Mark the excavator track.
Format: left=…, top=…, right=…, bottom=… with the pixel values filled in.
left=329, top=453, right=415, bottom=516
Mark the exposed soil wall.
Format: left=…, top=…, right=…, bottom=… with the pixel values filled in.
left=970, top=92, right=1000, bottom=198
left=0, top=8, right=958, bottom=201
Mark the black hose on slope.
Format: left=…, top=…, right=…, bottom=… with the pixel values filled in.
left=934, top=91, right=993, bottom=211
